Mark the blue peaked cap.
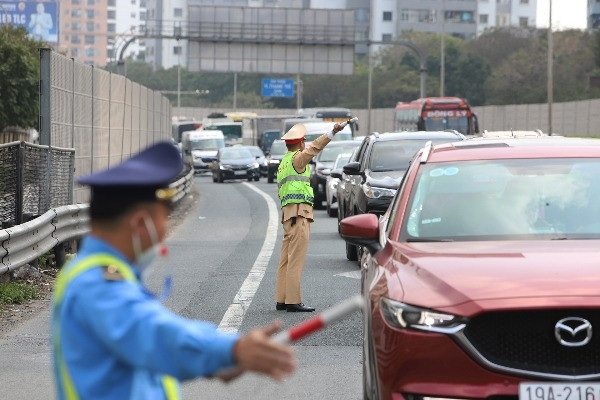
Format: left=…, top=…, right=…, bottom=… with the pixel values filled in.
left=78, top=141, right=183, bottom=188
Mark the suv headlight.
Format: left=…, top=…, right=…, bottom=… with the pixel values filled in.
left=362, top=184, right=397, bottom=199
left=381, top=298, right=466, bottom=334
left=247, top=162, right=259, bottom=168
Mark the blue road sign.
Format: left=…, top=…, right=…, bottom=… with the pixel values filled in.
left=261, top=78, right=295, bottom=98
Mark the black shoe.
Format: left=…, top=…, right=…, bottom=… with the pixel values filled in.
left=276, top=302, right=286, bottom=311
left=286, top=303, right=315, bottom=312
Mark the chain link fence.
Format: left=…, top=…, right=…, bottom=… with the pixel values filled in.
left=40, top=49, right=172, bottom=204
left=0, top=142, right=74, bottom=227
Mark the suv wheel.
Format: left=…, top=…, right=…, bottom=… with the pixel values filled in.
left=346, top=242, right=357, bottom=261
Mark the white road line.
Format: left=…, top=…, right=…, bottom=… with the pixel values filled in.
left=218, top=183, right=279, bottom=333
left=334, top=271, right=362, bottom=280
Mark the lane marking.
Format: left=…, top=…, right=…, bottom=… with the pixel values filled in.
left=218, top=183, right=279, bottom=333
left=334, top=271, right=362, bottom=280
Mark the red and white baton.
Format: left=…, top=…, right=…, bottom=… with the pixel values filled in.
left=272, top=295, right=364, bottom=344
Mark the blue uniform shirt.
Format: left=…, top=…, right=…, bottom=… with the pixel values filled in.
left=51, top=236, right=238, bottom=399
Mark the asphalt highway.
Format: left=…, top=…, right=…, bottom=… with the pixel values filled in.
left=0, top=174, right=363, bottom=399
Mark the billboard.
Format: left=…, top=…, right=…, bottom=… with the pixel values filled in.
left=0, top=1, right=59, bottom=43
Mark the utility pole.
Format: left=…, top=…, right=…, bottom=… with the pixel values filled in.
left=440, top=0, right=446, bottom=97
left=547, top=0, right=553, bottom=135
left=233, top=72, right=238, bottom=110
left=177, top=39, right=181, bottom=111
left=367, top=44, right=373, bottom=135
left=296, top=73, right=302, bottom=109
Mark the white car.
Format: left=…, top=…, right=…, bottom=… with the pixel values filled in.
left=325, top=152, right=353, bottom=217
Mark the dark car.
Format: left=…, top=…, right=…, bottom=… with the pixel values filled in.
left=340, top=135, right=600, bottom=400
left=339, top=131, right=465, bottom=261
left=266, top=139, right=287, bottom=183
left=245, top=145, right=268, bottom=177
left=310, top=140, right=362, bottom=209
left=211, top=146, right=260, bottom=183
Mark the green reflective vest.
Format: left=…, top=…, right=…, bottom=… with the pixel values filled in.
left=277, top=151, right=314, bottom=207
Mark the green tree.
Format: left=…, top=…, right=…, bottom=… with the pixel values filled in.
left=0, top=25, right=44, bottom=132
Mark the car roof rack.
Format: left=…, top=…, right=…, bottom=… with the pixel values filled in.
left=420, top=140, right=433, bottom=164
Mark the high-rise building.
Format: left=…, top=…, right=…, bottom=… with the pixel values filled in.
left=589, top=0, right=600, bottom=31
left=370, top=0, right=478, bottom=54
left=57, top=0, right=108, bottom=66
left=477, top=0, right=537, bottom=36
left=107, top=0, right=147, bottom=64
left=55, top=0, right=146, bottom=66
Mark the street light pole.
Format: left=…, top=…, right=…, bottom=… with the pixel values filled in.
left=233, top=72, right=238, bottom=110
left=367, top=44, right=373, bottom=135
left=177, top=39, right=181, bottom=111
left=547, top=0, right=553, bottom=135
left=440, top=0, right=446, bottom=97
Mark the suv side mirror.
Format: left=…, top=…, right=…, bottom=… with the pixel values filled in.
left=343, top=161, right=362, bottom=176
left=330, top=169, right=342, bottom=179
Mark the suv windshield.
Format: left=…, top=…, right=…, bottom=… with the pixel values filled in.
left=403, top=158, right=600, bottom=241
left=318, top=143, right=360, bottom=162
left=270, top=141, right=287, bottom=156
left=369, top=139, right=448, bottom=172
left=247, top=146, right=264, bottom=157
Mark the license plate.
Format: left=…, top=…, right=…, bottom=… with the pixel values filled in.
left=519, top=383, right=600, bottom=400
left=234, top=170, right=246, bottom=175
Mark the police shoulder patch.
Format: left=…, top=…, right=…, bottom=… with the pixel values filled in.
left=102, top=265, right=125, bottom=281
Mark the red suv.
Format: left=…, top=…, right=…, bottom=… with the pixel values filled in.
left=341, top=136, right=600, bottom=400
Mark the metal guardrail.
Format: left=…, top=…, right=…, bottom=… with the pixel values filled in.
left=0, top=166, right=194, bottom=275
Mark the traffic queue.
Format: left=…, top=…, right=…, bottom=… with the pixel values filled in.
left=170, top=107, right=600, bottom=400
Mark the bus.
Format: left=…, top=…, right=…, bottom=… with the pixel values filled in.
left=394, top=97, right=479, bottom=136
left=297, top=107, right=359, bottom=136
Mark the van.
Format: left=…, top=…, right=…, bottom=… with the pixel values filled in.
left=181, top=130, right=225, bottom=173
left=303, top=121, right=353, bottom=143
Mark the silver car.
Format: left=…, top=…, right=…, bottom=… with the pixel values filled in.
left=325, top=152, right=353, bottom=217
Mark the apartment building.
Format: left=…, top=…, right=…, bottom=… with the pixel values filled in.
left=477, top=0, right=537, bottom=35
left=590, top=0, right=600, bottom=31
left=107, top=0, right=147, bottom=63
left=371, top=0, right=478, bottom=53
left=57, top=0, right=108, bottom=65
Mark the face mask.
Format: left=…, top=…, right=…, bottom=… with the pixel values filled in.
left=131, top=214, right=172, bottom=301
left=132, top=214, right=161, bottom=271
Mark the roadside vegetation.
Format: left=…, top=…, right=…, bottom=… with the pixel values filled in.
left=0, top=282, right=40, bottom=305
left=109, top=28, right=600, bottom=109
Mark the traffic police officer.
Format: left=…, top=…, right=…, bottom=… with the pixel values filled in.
left=51, top=142, right=296, bottom=399
left=275, top=122, right=344, bottom=312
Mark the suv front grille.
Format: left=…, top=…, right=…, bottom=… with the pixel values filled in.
left=463, top=310, right=600, bottom=376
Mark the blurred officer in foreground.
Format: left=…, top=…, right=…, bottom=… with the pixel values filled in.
left=51, top=142, right=296, bottom=399
left=276, top=123, right=344, bottom=312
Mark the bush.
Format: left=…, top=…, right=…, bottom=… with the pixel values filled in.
left=0, top=282, right=41, bottom=305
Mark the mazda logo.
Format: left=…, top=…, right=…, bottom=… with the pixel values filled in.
left=554, top=317, right=592, bottom=347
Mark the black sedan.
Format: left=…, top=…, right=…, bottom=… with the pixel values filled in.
left=212, top=147, right=260, bottom=183
left=266, top=139, right=287, bottom=183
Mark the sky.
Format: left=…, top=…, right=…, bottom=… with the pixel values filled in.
left=537, top=0, right=587, bottom=30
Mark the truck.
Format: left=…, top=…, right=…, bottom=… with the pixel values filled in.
left=241, top=115, right=298, bottom=154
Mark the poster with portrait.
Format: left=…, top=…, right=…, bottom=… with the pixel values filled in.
left=0, top=1, right=59, bottom=43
